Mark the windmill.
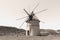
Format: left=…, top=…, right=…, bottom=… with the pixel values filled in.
left=17, top=3, right=47, bottom=36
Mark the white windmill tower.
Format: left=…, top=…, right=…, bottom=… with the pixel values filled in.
left=25, top=11, right=40, bottom=36
left=17, top=4, right=47, bottom=36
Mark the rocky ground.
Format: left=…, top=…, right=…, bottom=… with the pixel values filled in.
left=0, top=35, right=60, bottom=40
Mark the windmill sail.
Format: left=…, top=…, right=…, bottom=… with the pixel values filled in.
left=35, top=9, right=48, bottom=14
left=23, top=9, right=30, bottom=15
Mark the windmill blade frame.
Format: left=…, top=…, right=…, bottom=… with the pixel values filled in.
left=35, top=9, right=48, bottom=14
left=23, top=9, right=30, bottom=15
left=19, top=20, right=26, bottom=29
left=16, top=16, right=28, bottom=20
left=33, top=3, right=40, bottom=12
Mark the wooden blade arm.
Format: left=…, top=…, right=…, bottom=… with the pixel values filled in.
left=23, top=9, right=30, bottom=15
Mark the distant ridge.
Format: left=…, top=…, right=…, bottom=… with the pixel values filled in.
left=0, top=26, right=26, bottom=36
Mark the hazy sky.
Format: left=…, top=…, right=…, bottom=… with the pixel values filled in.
left=0, top=0, right=60, bottom=30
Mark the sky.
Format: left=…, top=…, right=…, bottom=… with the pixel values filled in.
left=0, top=0, right=60, bottom=30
